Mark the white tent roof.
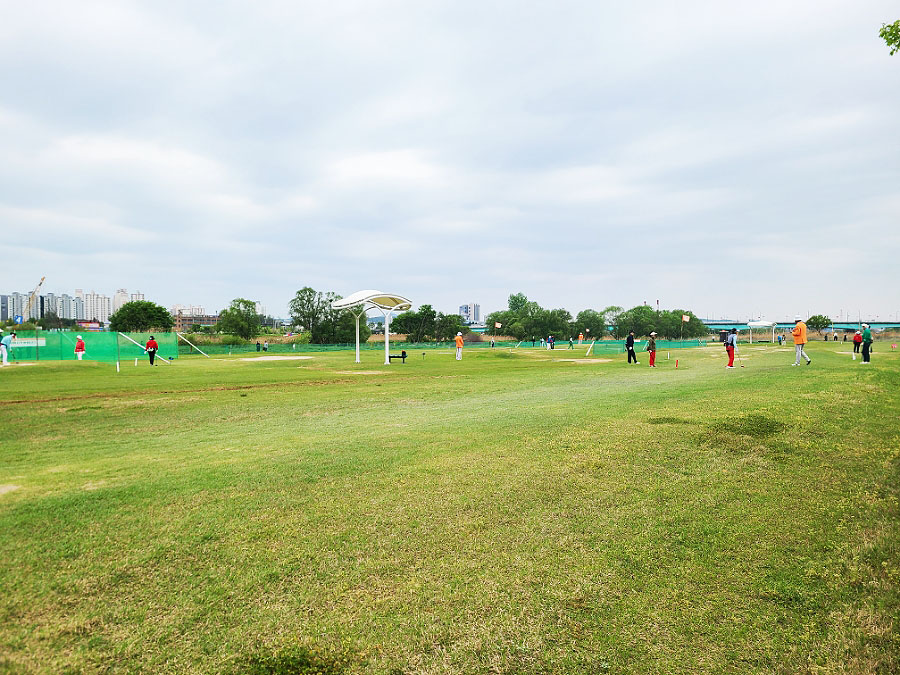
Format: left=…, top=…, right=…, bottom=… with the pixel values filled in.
left=330, top=289, right=412, bottom=312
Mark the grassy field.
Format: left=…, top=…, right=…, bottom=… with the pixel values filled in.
left=1, top=342, right=898, bottom=674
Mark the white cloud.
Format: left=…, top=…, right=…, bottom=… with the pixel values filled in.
left=0, top=0, right=897, bottom=320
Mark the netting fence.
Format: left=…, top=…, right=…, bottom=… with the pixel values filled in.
left=4, top=331, right=178, bottom=363
left=177, top=338, right=708, bottom=356
left=3, top=331, right=707, bottom=361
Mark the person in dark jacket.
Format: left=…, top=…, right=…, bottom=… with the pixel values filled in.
left=626, top=331, right=638, bottom=364
left=145, top=336, right=159, bottom=365
left=861, top=324, right=874, bottom=363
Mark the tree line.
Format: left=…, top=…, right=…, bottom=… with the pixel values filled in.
left=485, top=293, right=708, bottom=340
left=87, top=291, right=843, bottom=342
left=389, top=305, right=468, bottom=342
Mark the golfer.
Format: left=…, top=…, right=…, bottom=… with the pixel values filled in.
left=852, top=330, right=862, bottom=354
left=145, top=335, right=159, bottom=365
left=74, top=335, right=86, bottom=360
left=791, top=316, right=811, bottom=366
left=861, top=323, right=873, bottom=364
left=454, top=332, right=464, bottom=360
left=0, top=330, right=14, bottom=366
left=625, top=331, right=638, bottom=364
left=647, top=332, right=657, bottom=367
left=725, top=328, right=737, bottom=368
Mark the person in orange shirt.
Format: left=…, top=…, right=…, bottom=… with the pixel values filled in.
left=791, top=316, right=811, bottom=366
left=454, top=332, right=464, bottom=360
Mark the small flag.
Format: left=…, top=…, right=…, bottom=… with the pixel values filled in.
left=495, top=322, right=502, bottom=328
left=681, top=314, right=690, bottom=322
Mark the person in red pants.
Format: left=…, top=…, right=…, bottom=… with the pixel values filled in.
left=647, top=331, right=657, bottom=367
left=725, top=328, right=737, bottom=368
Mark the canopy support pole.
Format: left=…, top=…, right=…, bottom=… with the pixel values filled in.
left=352, top=307, right=366, bottom=364
left=383, top=308, right=391, bottom=365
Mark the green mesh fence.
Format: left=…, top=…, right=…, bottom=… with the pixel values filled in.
left=5, top=331, right=178, bottom=363
left=176, top=338, right=707, bottom=356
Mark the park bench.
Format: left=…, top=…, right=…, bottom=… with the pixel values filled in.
left=388, top=350, right=408, bottom=363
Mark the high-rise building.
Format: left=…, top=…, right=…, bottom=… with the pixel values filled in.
left=113, top=288, right=130, bottom=311
left=80, top=290, right=112, bottom=324
left=459, top=303, right=481, bottom=324
left=58, top=294, right=73, bottom=320
left=130, top=291, right=144, bottom=302
left=9, top=292, right=27, bottom=320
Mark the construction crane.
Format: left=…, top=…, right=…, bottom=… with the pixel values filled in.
left=23, top=276, right=46, bottom=321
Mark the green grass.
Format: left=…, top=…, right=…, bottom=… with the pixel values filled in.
left=1, top=343, right=898, bottom=673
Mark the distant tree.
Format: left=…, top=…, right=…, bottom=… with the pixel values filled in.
left=484, top=310, right=513, bottom=337
left=880, top=19, right=900, bottom=55
left=216, top=298, right=260, bottom=340
left=601, top=305, right=624, bottom=338
left=675, top=311, right=708, bottom=340
left=289, top=287, right=326, bottom=334
left=807, top=314, right=831, bottom=335
left=654, top=309, right=707, bottom=339
left=109, top=301, right=174, bottom=332
left=435, top=313, right=467, bottom=341
left=310, top=292, right=369, bottom=344
left=37, top=312, right=76, bottom=330
left=389, top=304, right=461, bottom=342
left=408, top=304, right=437, bottom=343
left=616, top=305, right=657, bottom=338
left=508, top=292, right=529, bottom=314
left=575, top=309, right=605, bottom=339
left=314, top=307, right=369, bottom=344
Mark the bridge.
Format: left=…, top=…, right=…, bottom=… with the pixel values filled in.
left=700, top=319, right=900, bottom=333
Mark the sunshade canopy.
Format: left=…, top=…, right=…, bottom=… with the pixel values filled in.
left=331, top=289, right=412, bottom=312
left=330, top=289, right=412, bottom=365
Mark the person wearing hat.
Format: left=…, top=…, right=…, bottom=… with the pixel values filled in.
left=852, top=330, right=863, bottom=355
left=646, top=331, right=658, bottom=367
left=861, top=323, right=873, bottom=364
left=145, top=335, right=159, bottom=365
left=74, top=335, right=86, bottom=361
left=0, top=330, right=16, bottom=367
left=725, top=328, right=738, bottom=368
left=454, top=331, right=464, bottom=361
left=791, top=315, right=811, bottom=366
left=625, top=330, right=638, bottom=364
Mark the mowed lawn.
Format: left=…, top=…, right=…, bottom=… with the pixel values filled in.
left=1, top=342, right=898, bottom=674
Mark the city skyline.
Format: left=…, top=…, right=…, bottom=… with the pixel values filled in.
left=3, top=281, right=899, bottom=326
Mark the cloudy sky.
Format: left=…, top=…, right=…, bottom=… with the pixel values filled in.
left=2, top=1, right=898, bottom=322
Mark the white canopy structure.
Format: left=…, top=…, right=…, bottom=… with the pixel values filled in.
left=331, top=290, right=412, bottom=364
left=747, top=320, right=777, bottom=343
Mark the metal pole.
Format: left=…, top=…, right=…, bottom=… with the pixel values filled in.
left=383, top=308, right=391, bottom=365
left=177, top=332, right=210, bottom=357
left=354, top=310, right=361, bottom=364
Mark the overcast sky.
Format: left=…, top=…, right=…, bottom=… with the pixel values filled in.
left=1, top=1, right=898, bottom=322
